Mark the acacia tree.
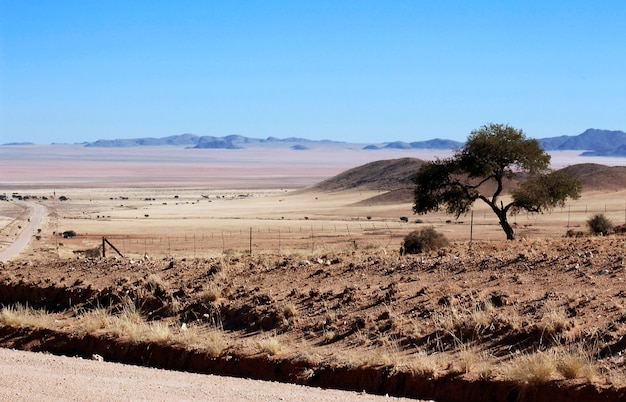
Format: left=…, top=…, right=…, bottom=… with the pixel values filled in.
left=412, top=123, right=582, bottom=240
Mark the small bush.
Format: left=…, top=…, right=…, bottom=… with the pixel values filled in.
left=587, top=214, right=613, bottom=235
left=62, top=230, right=77, bottom=238
left=565, top=229, right=585, bottom=238
left=402, top=227, right=448, bottom=254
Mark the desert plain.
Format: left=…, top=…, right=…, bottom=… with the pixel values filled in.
left=2, top=143, right=626, bottom=401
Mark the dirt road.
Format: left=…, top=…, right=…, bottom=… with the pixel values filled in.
left=0, top=348, right=423, bottom=402
left=0, top=202, right=45, bottom=262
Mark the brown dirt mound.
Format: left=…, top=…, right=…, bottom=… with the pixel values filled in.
left=309, top=157, right=425, bottom=192
left=559, top=163, right=626, bottom=191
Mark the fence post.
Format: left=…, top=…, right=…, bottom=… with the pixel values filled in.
left=249, top=227, right=252, bottom=255
left=470, top=210, right=474, bottom=245
left=567, top=205, right=571, bottom=228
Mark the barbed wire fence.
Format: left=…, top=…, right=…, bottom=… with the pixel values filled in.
left=92, top=202, right=626, bottom=259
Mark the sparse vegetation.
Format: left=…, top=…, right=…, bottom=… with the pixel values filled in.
left=538, top=309, right=569, bottom=337
left=257, top=334, right=282, bottom=355
left=587, top=213, right=614, bottom=235
left=557, top=347, right=597, bottom=381
left=401, top=227, right=448, bottom=254
left=0, top=304, right=55, bottom=329
left=505, top=350, right=557, bottom=386
left=200, top=285, right=222, bottom=302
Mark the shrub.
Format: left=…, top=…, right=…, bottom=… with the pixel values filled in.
left=402, top=227, right=448, bottom=254
left=587, top=214, right=613, bottom=235
left=62, top=230, right=77, bottom=238
left=565, top=229, right=585, bottom=238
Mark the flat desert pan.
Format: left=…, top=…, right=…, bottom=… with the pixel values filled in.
left=2, top=145, right=624, bottom=188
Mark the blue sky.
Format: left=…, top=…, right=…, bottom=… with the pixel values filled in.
left=1, top=1, right=625, bottom=144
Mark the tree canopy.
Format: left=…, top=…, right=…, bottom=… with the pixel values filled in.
left=412, top=123, right=582, bottom=240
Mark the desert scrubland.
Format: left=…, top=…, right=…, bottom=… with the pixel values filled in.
left=2, top=144, right=626, bottom=401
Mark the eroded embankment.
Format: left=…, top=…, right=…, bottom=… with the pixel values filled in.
left=0, top=325, right=622, bottom=402
left=0, top=280, right=624, bottom=402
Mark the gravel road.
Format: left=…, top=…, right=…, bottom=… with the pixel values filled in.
left=0, top=202, right=46, bottom=262
left=0, top=348, right=426, bottom=402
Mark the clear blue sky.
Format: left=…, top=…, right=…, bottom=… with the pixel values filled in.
left=1, top=1, right=625, bottom=144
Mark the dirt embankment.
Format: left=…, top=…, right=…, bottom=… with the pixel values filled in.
left=1, top=236, right=626, bottom=401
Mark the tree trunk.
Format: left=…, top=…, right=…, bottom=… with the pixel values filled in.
left=498, top=213, right=515, bottom=240
left=481, top=198, right=516, bottom=241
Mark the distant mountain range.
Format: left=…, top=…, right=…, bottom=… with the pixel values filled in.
left=537, top=129, right=626, bottom=156
left=69, top=128, right=626, bottom=157
left=83, top=134, right=341, bottom=149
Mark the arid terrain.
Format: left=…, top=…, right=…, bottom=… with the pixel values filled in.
left=2, top=145, right=626, bottom=401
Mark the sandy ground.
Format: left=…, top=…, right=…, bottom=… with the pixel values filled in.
left=0, top=348, right=423, bottom=402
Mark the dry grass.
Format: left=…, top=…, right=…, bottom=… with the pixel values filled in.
left=0, top=304, right=55, bottom=329
left=505, top=350, right=557, bottom=386
left=257, top=334, right=282, bottom=356
left=556, top=345, right=597, bottom=381
left=432, top=301, right=495, bottom=340
left=458, top=345, right=480, bottom=374
left=282, top=303, right=298, bottom=318
left=77, top=306, right=227, bottom=354
left=404, top=351, right=443, bottom=376
left=539, top=309, right=570, bottom=336
left=200, top=285, right=222, bottom=303
left=176, top=324, right=227, bottom=357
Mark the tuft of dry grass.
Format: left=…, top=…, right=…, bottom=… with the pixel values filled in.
left=404, top=350, right=441, bottom=376
left=79, top=308, right=111, bottom=332
left=505, top=350, right=557, bottom=386
left=199, top=328, right=227, bottom=357
left=200, top=285, right=222, bottom=303
left=353, top=329, right=370, bottom=346
left=257, top=334, right=282, bottom=356
left=282, top=303, right=298, bottom=318
left=459, top=345, right=480, bottom=374
left=0, top=304, right=55, bottom=329
left=432, top=301, right=495, bottom=340
left=146, top=274, right=169, bottom=294
left=539, top=309, right=569, bottom=336
left=78, top=304, right=173, bottom=344
left=556, top=346, right=597, bottom=381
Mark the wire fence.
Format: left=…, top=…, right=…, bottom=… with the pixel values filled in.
left=96, top=221, right=406, bottom=259
left=83, top=202, right=626, bottom=259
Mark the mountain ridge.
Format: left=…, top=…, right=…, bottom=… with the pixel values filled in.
left=68, top=128, right=626, bottom=157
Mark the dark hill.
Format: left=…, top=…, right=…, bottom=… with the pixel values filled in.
left=558, top=164, right=626, bottom=191
left=308, top=159, right=626, bottom=206
left=310, top=157, right=425, bottom=192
